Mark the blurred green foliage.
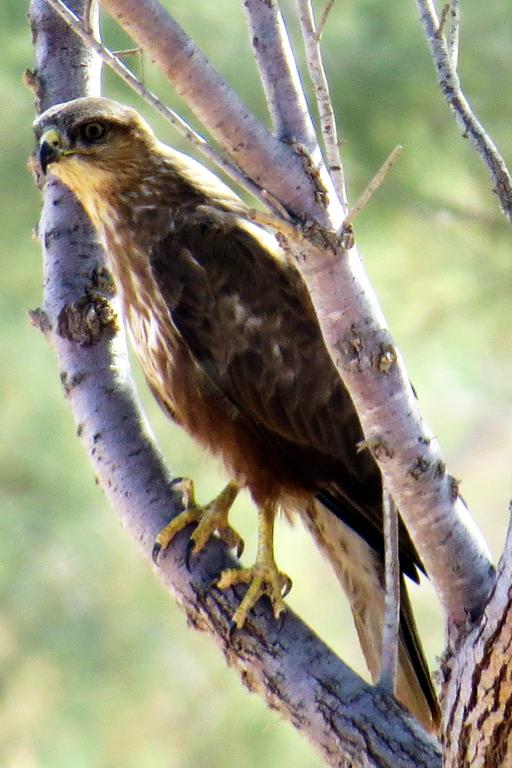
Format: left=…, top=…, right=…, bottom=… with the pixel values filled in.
left=1, top=0, right=511, bottom=765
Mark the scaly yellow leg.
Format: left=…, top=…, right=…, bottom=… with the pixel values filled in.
left=216, top=501, right=292, bottom=632
left=152, top=479, right=242, bottom=564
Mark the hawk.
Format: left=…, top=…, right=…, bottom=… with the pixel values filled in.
left=35, top=97, right=439, bottom=730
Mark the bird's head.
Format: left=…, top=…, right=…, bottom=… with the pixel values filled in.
left=34, top=96, right=159, bottom=194
left=34, top=96, right=247, bottom=235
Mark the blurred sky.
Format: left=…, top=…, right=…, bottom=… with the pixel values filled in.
left=1, top=0, right=511, bottom=766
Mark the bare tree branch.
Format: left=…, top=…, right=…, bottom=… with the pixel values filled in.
left=343, top=145, right=403, bottom=228
left=444, top=0, right=459, bottom=67
left=379, top=492, right=400, bottom=696
left=30, top=0, right=443, bottom=763
left=296, top=0, right=348, bottom=208
left=416, top=0, right=512, bottom=222
left=246, top=205, right=494, bottom=642
left=242, top=0, right=317, bottom=149
left=316, top=0, right=335, bottom=40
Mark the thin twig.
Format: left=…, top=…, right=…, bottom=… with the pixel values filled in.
left=379, top=490, right=400, bottom=696
left=316, top=0, right=335, bottom=40
left=43, top=0, right=286, bottom=214
left=446, top=0, right=459, bottom=69
left=416, top=0, right=512, bottom=222
left=114, top=47, right=145, bottom=84
left=436, top=2, right=459, bottom=69
left=436, top=3, right=450, bottom=39
left=343, top=145, right=402, bottom=228
left=296, top=0, right=348, bottom=209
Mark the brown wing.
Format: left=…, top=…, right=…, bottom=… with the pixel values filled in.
left=149, top=206, right=440, bottom=728
left=149, top=206, right=421, bottom=579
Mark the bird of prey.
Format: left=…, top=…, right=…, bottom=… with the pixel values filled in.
left=34, top=97, right=439, bottom=730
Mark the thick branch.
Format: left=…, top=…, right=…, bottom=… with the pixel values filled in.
left=294, top=231, right=494, bottom=640
left=416, top=0, right=512, bottom=222
left=441, top=514, right=512, bottom=766
left=30, top=0, right=441, bottom=763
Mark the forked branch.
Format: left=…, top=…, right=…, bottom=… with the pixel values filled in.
left=416, top=0, right=512, bottom=222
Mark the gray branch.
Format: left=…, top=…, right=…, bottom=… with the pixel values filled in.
left=441, top=511, right=512, bottom=766
left=242, top=0, right=317, bottom=149
left=379, top=492, right=400, bottom=695
left=296, top=0, right=348, bottom=208
left=249, top=209, right=494, bottom=644
left=415, top=0, right=512, bottom=222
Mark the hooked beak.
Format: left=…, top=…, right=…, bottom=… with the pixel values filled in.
left=39, top=128, right=66, bottom=174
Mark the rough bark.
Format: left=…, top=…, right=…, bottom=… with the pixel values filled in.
left=441, top=518, right=512, bottom=767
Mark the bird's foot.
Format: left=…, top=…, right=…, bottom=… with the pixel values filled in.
left=217, top=502, right=291, bottom=632
left=152, top=479, right=242, bottom=564
left=218, top=560, right=291, bottom=633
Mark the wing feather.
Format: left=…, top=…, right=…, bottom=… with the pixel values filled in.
left=149, top=208, right=421, bottom=578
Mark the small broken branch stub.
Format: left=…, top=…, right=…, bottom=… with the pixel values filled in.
left=57, top=293, right=117, bottom=345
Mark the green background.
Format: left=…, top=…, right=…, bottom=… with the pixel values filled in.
left=2, top=0, right=511, bottom=765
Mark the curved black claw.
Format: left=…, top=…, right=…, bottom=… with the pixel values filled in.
left=282, top=576, right=293, bottom=598
left=169, top=476, right=186, bottom=488
left=236, top=539, right=244, bottom=558
left=185, top=539, right=196, bottom=572
left=227, top=619, right=238, bottom=641
left=152, top=542, right=162, bottom=565
left=277, top=610, right=287, bottom=633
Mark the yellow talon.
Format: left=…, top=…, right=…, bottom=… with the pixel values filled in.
left=152, top=479, right=241, bottom=564
left=218, top=562, right=291, bottom=631
left=153, top=486, right=291, bottom=631
left=218, top=501, right=291, bottom=631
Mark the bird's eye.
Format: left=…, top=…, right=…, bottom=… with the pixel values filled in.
left=81, top=121, right=106, bottom=142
